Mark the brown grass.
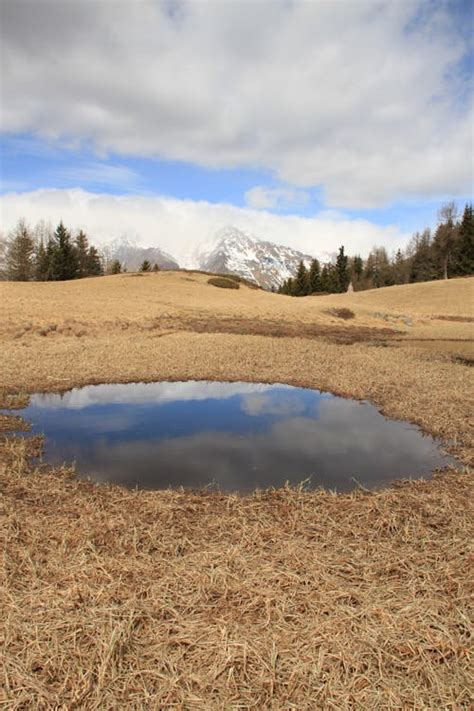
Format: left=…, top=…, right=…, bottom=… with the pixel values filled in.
left=1, top=274, right=473, bottom=708
left=324, top=307, right=355, bottom=320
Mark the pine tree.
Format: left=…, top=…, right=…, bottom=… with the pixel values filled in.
left=50, top=222, right=78, bottom=281
left=86, top=246, right=103, bottom=276
left=140, top=260, right=152, bottom=272
left=392, top=249, right=408, bottom=284
left=450, top=204, right=474, bottom=276
left=308, top=258, right=321, bottom=293
left=5, top=219, right=36, bottom=281
left=75, top=230, right=90, bottom=278
left=319, top=263, right=339, bottom=293
left=35, top=239, right=50, bottom=281
left=319, top=264, right=330, bottom=292
left=110, top=259, right=122, bottom=274
left=351, top=255, right=363, bottom=287
left=335, top=245, right=350, bottom=292
left=152, top=262, right=160, bottom=272
left=44, top=238, right=56, bottom=280
left=294, top=260, right=309, bottom=296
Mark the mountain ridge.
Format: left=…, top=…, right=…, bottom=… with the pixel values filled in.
left=106, top=227, right=315, bottom=289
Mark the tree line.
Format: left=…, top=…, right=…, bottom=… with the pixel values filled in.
left=278, top=202, right=473, bottom=296
left=278, top=246, right=351, bottom=295
left=0, top=219, right=164, bottom=281
left=2, top=220, right=104, bottom=281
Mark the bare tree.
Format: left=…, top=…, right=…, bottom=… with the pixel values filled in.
left=6, top=219, right=36, bottom=281
left=0, top=231, right=8, bottom=280
left=434, top=202, right=459, bottom=280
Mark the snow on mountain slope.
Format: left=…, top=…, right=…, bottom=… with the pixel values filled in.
left=106, top=238, right=179, bottom=271
left=197, top=226, right=314, bottom=290
left=104, top=227, right=315, bottom=288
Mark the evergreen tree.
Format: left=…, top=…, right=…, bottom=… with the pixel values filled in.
left=351, top=255, right=363, bottom=284
left=140, top=260, right=152, bottom=272
left=320, top=263, right=339, bottom=293
left=294, top=260, right=309, bottom=296
left=50, top=222, right=78, bottom=281
left=308, top=258, right=321, bottom=293
left=152, top=262, right=160, bottom=272
left=35, top=239, right=50, bottom=281
left=44, top=238, right=56, bottom=280
left=392, top=249, right=408, bottom=284
left=75, top=230, right=90, bottom=278
left=5, top=219, right=36, bottom=281
left=450, top=204, right=474, bottom=276
left=86, top=246, right=103, bottom=276
left=335, top=245, right=350, bottom=292
left=319, top=264, right=330, bottom=292
left=110, top=259, right=122, bottom=274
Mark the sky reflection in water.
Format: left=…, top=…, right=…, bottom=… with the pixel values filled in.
left=11, top=381, right=456, bottom=493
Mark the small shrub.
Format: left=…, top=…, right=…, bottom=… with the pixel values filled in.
left=208, top=277, right=240, bottom=290
left=326, top=308, right=355, bottom=320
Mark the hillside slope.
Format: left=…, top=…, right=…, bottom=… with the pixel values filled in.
left=331, top=277, right=474, bottom=317
left=1, top=271, right=472, bottom=325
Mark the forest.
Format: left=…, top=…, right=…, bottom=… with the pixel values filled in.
left=278, top=203, right=474, bottom=295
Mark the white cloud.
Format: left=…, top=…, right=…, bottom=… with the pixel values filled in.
left=29, top=380, right=284, bottom=410
left=53, top=162, right=140, bottom=190
left=0, top=188, right=409, bottom=261
left=1, top=0, right=472, bottom=207
left=240, top=392, right=307, bottom=417
left=245, top=186, right=309, bottom=210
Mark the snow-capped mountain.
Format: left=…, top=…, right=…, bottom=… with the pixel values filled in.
left=105, top=238, right=179, bottom=271
left=102, top=228, right=315, bottom=288
left=197, top=226, right=314, bottom=290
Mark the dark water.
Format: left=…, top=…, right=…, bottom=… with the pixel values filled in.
left=8, top=381, right=456, bottom=493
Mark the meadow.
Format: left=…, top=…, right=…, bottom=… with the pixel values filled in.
left=1, top=272, right=473, bottom=708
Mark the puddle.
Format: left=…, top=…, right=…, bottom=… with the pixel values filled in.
left=6, top=381, right=457, bottom=493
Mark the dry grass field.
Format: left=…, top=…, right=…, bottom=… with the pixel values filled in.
left=1, top=273, right=473, bottom=709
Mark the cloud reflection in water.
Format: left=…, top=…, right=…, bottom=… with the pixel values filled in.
left=16, top=381, right=456, bottom=493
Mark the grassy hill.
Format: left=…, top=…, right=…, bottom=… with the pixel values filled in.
left=1, top=268, right=472, bottom=323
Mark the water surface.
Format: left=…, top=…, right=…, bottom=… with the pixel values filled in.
left=9, top=381, right=456, bottom=493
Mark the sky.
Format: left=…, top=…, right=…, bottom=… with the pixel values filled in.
left=0, top=0, right=472, bottom=262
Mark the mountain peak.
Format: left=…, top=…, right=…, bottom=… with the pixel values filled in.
left=197, top=226, right=314, bottom=289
